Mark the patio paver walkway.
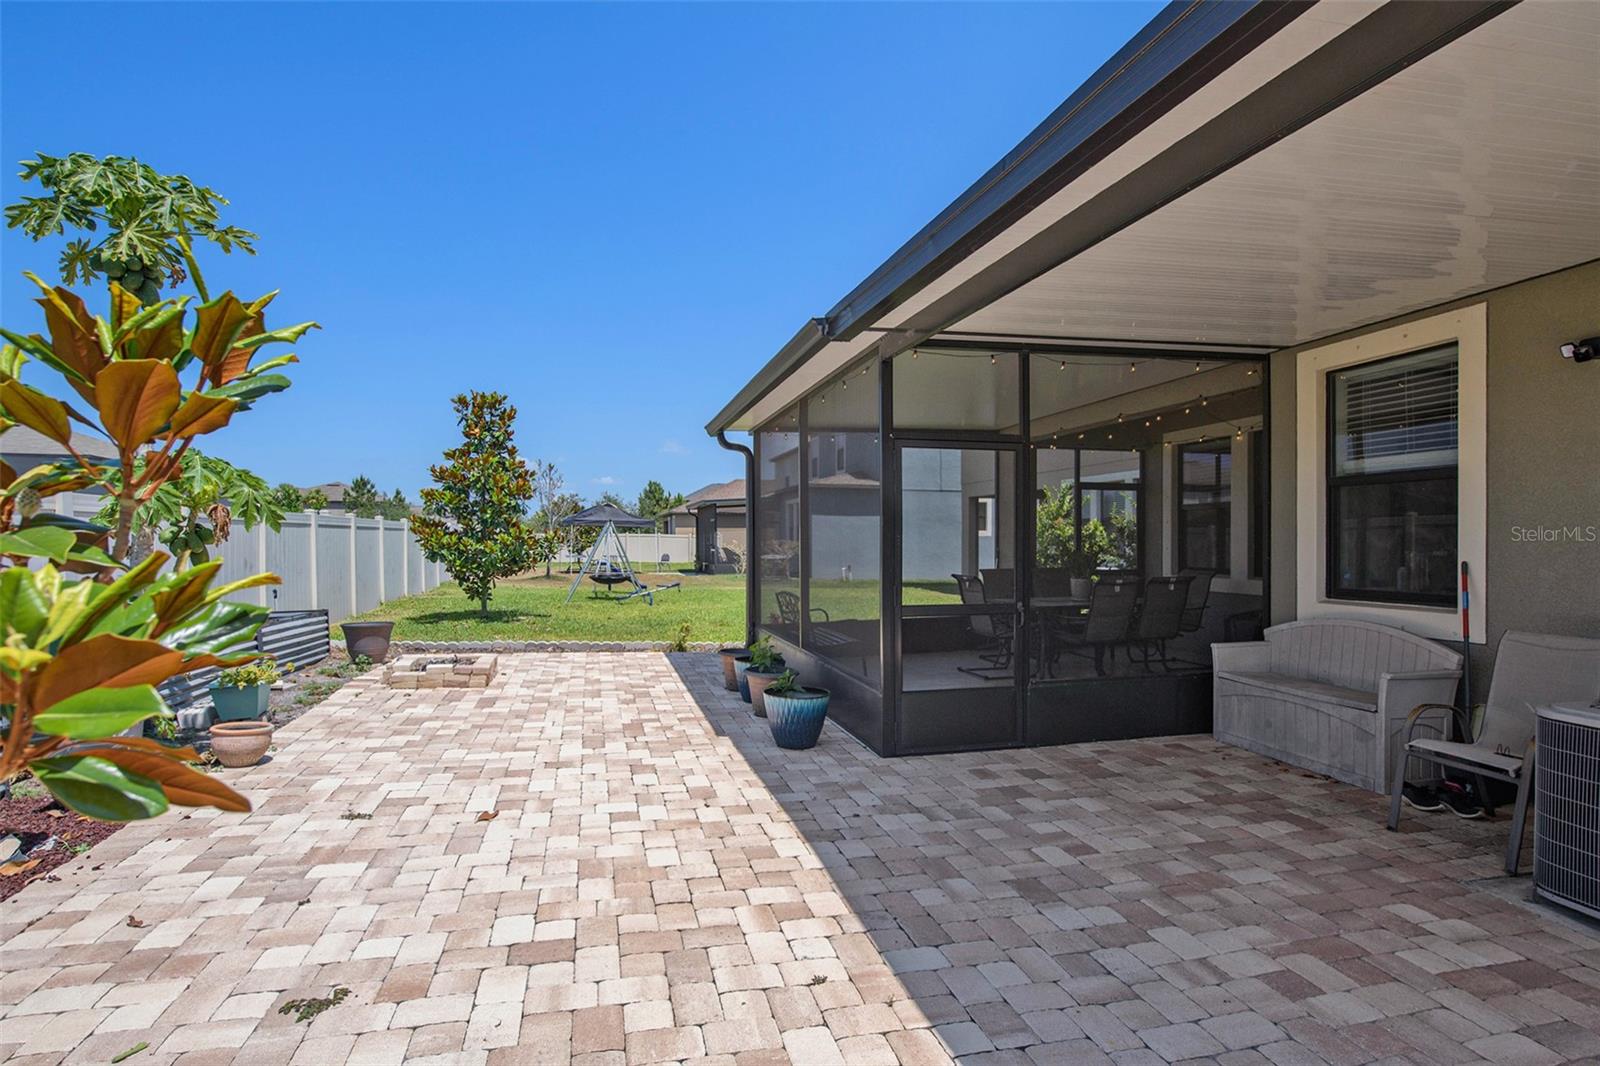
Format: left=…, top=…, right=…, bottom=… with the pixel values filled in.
left=2, top=652, right=1598, bottom=1065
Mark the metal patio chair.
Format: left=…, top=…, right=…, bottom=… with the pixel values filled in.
left=1387, top=631, right=1600, bottom=875
left=955, top=574, right=1014, bottom=679
left=1127, top=575, right=1192, bottom=671
left=1176, top=567, right=1216, bottom=633
left=1059, top=577, right=1139, bottom=676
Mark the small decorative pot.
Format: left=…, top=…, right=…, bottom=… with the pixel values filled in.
left=718, top=647, right=749, bottom=691
left=209, top=720, right=274, bottom=768
left=210, top=683, right=269, bottom=722
left=342, top=621, right=394, bottom=662
left=765, top=687, right=830, bottom=750
left=733, top=656, right=754, bottom=702
left=745, top=669, right=785, bottom=718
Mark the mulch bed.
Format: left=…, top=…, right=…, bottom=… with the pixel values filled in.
left=0, top=786, right=123, bottom=902
left=1, top=649, right=378, bottom=904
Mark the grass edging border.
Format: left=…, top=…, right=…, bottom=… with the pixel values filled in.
left=393, top=639, right=727, bottom=654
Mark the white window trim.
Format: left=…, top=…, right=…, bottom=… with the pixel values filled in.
left=1295, top=304, right=1486, bottom=642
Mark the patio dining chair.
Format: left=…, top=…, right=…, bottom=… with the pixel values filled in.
left=955, top=574, right=1014, bottom=679
left=1059, top=577, right=1139, bottom=676
left=1176, top=567, right=1216, bottom=633
left=1387, top=630, right=1600, bottom=875
left=1127, top=575, right=1192, bottom=671
left=980, top=568, right=1016, bottom=602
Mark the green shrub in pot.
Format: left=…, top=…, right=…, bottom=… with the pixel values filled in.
left=743, top=637, right=788, bottom=718
left=210, top=659, right=288, bottom=722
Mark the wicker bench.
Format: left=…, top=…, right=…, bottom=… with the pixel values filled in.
left=1212, top=619, right=1462, bottom=793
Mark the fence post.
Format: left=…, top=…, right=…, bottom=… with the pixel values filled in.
left=376, top=518, right=386, bottom=605
left=401, top=520, right=410, bottom=597
left=307, top=510, right=319, bottom=610
left=257, top=520, right=270, bottom=607
left=348, top=514, right=358, bottom=619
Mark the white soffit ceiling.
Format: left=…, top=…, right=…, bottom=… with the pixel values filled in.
left=951, top=0, right=1600, bottom=348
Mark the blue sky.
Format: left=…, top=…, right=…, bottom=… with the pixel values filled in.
left=2, top=1, right=1160, bottom=504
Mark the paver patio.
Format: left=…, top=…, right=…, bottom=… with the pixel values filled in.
left=3, top=652, right=1599, bottom=1065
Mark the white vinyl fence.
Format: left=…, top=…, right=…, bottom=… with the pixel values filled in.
left=554, top=531, right=696, bottom=567
left=45, top=493, right=446, bottom=623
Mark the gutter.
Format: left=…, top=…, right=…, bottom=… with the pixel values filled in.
left=714, top=430, right=758, bottom=647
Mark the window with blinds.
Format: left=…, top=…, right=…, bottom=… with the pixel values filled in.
left=1332, top=345, right=1458, bottom=476
left=1326, top=345, right=1459, bottom=606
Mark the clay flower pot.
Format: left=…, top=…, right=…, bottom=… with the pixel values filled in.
left=342, top=621, right=394, bottom=662
left=765, top=687, right=830, bottom=750
left=718, top=647, right=749, bottom=691
left=745, top=669, right=785, bottom=718
left=210, top=720, right=274, bottom=768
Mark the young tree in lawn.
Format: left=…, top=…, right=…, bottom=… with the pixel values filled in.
left=412, top=392, right=543, bottom=614
left=529, top=460, right=571, bottom=577
left=345, top=475, right=382, bottom=518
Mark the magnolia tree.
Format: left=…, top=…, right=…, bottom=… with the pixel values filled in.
left=412, top=391, right=544, bottom=614
left=0, top=273, right=315, bottom=820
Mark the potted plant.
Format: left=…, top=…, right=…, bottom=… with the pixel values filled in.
left=342, top=620, right=395, bottom=662
left=735, top=636, right=785, bottom=709
left=210, top=660, right=288, bottom=722
left=743, top=637, right=788, bottom=718
left=210, top=720, right=274, bottom=768
left=718, top=645, right=750, bottom=691
left=762, top=671, right=830, bottom=750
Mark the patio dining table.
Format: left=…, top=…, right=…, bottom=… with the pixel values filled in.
left=1028, top=595, right=1090, bottom=679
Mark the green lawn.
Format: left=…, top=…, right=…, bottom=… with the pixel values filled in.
left=339, top=572, right=961, bottom=645
left=339, top=572, right=747, bottom=644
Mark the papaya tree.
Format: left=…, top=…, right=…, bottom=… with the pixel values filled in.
left=92, top=450, right=285, bottom=569
left=4, top=153, right=256, bottom=305
left=0, top=273, right=315, bottom=820
left=412, top=392, right=543, bottom=614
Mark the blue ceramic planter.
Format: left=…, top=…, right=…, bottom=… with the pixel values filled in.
left=765, top=687, right=830, bottom=749
left=210, top=683, right=269, bottom=722
left=733, top=657, right=754, bottom=702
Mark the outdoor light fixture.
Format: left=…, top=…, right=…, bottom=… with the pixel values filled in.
left=1561, top=337, right=1598, bottom=363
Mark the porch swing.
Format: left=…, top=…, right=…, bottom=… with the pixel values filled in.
left=559, top=503, right=682, bottom=606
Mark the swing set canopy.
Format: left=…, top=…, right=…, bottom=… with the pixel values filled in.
left=559, top=503, right=654, bottom=529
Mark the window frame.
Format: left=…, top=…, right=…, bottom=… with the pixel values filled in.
left=1176, top=439, right=1232, bottom=574
left=1323, top=346, right=1459, bottom=608
left=1294, top=303, right=1486, bottom=643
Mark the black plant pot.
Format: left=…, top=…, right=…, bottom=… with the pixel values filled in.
left=343, top=621, right=394, bottom=662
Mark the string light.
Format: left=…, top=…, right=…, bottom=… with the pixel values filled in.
left=1129, top=362, right=1137, bottom=374
left=990, top=353, right=997, bottom=365
left=1194, top=361, right=1201, bottom=372
left=1059, top=361, right=1066, bottom=371
left=1116, top=413, right=1124, bottom=423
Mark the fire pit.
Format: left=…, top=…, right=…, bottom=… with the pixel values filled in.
left=384, top=653, right=498, bottom=689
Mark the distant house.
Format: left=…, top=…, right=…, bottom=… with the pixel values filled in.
left=1, top=427, right=118, bottom=495
left=666, top=479, right=746, bottom=573
left=299, top=482, right=349, bottom=512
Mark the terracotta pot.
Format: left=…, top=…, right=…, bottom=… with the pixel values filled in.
left=745, top=669, right=785, bottom=718
left=342, top=621, right=394, bottom=662
left=210, top=720, right=273, bottom=768
left=718, top=647, right=748, bottom=691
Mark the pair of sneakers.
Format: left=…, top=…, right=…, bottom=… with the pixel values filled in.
left=1401, top=780, right=1485, bottom=819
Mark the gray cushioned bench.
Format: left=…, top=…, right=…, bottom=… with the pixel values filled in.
left=1212, top=618, right=1462, bottom=793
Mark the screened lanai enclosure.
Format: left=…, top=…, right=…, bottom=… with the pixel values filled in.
left=747, top=346, right=1267, bottom=755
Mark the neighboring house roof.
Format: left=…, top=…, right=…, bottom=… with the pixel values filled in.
left=674, top=479, right=746, bottom=515
left=2, top=426, right=119, bottom=464
left=300, top=482, right=348, bottom=504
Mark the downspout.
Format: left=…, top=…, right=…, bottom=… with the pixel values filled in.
left=715, top=430, right=758, bottom=647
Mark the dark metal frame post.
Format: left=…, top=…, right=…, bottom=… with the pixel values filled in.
left=715, top=430, right=757, bottom=647
left=879, top=352, right=899, bottom=755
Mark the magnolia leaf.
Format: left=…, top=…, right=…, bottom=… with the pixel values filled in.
left=203, top=373, right=291, bottom=406
left=0, top=380, right=72, bottom=444
left=97, top=360, right=182, bottom=449
left=27, top=275, right=107, bottom=382
left=0, top=646, right=52, bottom=676
left=93, top=736, right=202, bottom=761
left=148, top=559, right=223, bottom=629
left=79, top=745, right=251, bottom=813
left=131, top=309, right=187, bottom=364
left=187, top=293, right=251, bottom=377
left=0, top=328, right=86, bottom=383
left=34, top=636, right=186, bottom=710
left=230, top=321, right=320, bottom=352
left=109, top=282, right=142, bottom=332
left=32, top=754, right=169, bottom=821
left=0, top=524, right=75, bottom=562
left=0, top=567, right=51, bottom=641
left=68, top=551, right=168, bottom=642
left=166, top=393, right=238, bottom=438
left=32, top=683, right=167, bottom=739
